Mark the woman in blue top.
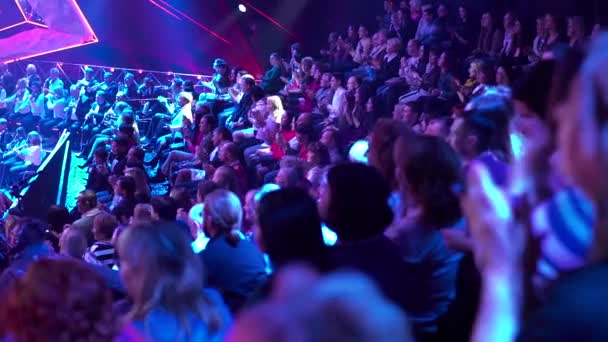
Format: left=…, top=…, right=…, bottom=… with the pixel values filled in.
left=116, top=221, right=230, bottom=341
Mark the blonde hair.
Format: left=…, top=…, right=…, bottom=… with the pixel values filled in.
left=117, top=222, right=224, bottom=337
left=267, top=95, right=285, bottom=123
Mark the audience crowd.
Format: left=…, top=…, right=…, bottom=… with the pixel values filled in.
left=0, top=0, right=605, bottom=341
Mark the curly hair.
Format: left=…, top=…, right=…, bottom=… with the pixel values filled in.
left=0, top=258, right=117, bottom=341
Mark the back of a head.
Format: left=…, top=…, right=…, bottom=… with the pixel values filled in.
left=513, top=60, right=557, bottom=120
left=117, top=221, right=222, bottom=331
left=0, top=258, right=116, bottom=341
left=12, top=218, right=46, bottom=253
left=59, top=227, right=87, bottom=259
left=256, top=188, right=325, bottom=269
left=151, top=196, right=178, bottom=221
left=463, top=93, right=513, bottom=160
left=204, top=190, right=243, bottom=242
left=369, top=119, right=410, bottom=187
left=394, top=134, right=463, bottom=227
left=325, top=164, right=393, bottom=242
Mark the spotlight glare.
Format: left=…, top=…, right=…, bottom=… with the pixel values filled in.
left=138, top=69, right=143, bottom=74
left=167, top=71, right=173, bottom=76
left=238, top=4, right=247, bottom=13
left=110, top=68, right=115, bottom=72
left=197, top=75, right=202, bottom=80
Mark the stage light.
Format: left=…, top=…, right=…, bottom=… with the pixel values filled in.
left=110, top=68, right=115, bottom=72
left=197, top=75, right=202, bottom=80
left=84, top=65, right=89, bottom=69
left=138, top=69, right=143, bottom=74
left=238, top=4, right=247, bottom=13
left=167, top=71, right=173, bottom=76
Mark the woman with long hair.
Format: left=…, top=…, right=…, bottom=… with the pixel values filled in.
left=117, top=221, right=229, bottom=341
left=386, top=134, right=463, bottom=334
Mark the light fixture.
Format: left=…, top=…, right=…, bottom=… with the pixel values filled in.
left=238, top=4, right=247, bottom=13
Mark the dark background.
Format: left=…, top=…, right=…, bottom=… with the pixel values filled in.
left=40, top=0, right=606, bottom=76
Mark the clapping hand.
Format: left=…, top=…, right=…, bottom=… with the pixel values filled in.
left=462, top=163, right=524, bottom=276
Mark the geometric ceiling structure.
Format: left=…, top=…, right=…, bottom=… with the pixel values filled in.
left=0, top=0, right=97, bottom=63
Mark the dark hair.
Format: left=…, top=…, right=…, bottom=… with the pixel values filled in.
left=118, top=176, right=136, bottom=198
left=331, top=73, right=344, bottom=84
left=214, top=127, right=233, bottom=143
left=202, top=114, right=218, bottom=130
left=513, top=60, right=557, bottom=121
left=242, top=77, right=256, bottom=88
left=395, top=135, right=462, bottom=227
left=47, top=205, right=70, bottom=234
left=78, top=190, right=98, bottom=210
left=12, top=218, right=46, bottom=254
left=113, top=135, right=131, bottom=153
left=307, top=142, right=331, bottom=167
left=129, top=146, right=145, bottom=162
left=222, top=142, right=240, bottom=160
left=197, top=180, right=220, bottom=201
left=325, top=164, right=393, bottom=242
left=256, top=188, right=327, bottom=269
left=172, top=188, right=193, bottom=213
left=463, top=95, right=513, bottom=160
left=93, top=147, right=108, bottom=161
left=369, top=119, right=410, bottom=189
left=151, top=196, right=178, bottom=221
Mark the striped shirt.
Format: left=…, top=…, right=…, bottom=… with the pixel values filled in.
left=532, top=187, right=594, bottom=290
left=84, top=241, right=116, bottom=268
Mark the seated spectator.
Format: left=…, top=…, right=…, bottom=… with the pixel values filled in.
left=475, top=12, right=503, bottom=57
left=71, top=190, right=103, bottom=243
left=151, top=195, right=179, bottom=222
left=116, top=221, right=230, bottom=340
left=111, top=176, right=138, bottom=221
left=200, top=190, right=267, bottom=312
left=255, top=188, right=329, bottom=272
left=261, top=53, right=286, bottom=94
left=86, top=148, right=112, bottom=193
left=59, top=226, right=88, bottom=259
left=84, top=212, right=119, bottom=268
left=386, top=134, right=464, bottom=334
left=0, top=259, right=117, bottom=341
left=0, top=219, right=52, bottom=292
left=320, top=163, right=422, bottom=334
left=448, top=93, right=512, bottom=187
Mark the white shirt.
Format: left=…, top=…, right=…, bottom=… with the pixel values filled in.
left=47, top=97, right=66, bottom=119
left=20, top=145, right=42, bottom=166
left=170, top=104, right=193, bottom=131
left=30, top=93, right=45, bottom=117
left=328, top=86, right=347, bottom=120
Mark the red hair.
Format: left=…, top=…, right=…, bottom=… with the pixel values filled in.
left=0, top=258, right=117, bottom=341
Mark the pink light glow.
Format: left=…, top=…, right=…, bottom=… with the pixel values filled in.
left=148, top=0, right=182, bottom=21
left=239, top=0, right=296, bottom=38
left=155, top=0, right=232, bottom=45
left=0, top=20, right=27, bottom=33
left=3, top=40, right=98, bottom=64
left=67, top=0, right=98, bottom=41
left=138, top=69, right=143, bottom=74
left=110, top=68, right=115, bottom=72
